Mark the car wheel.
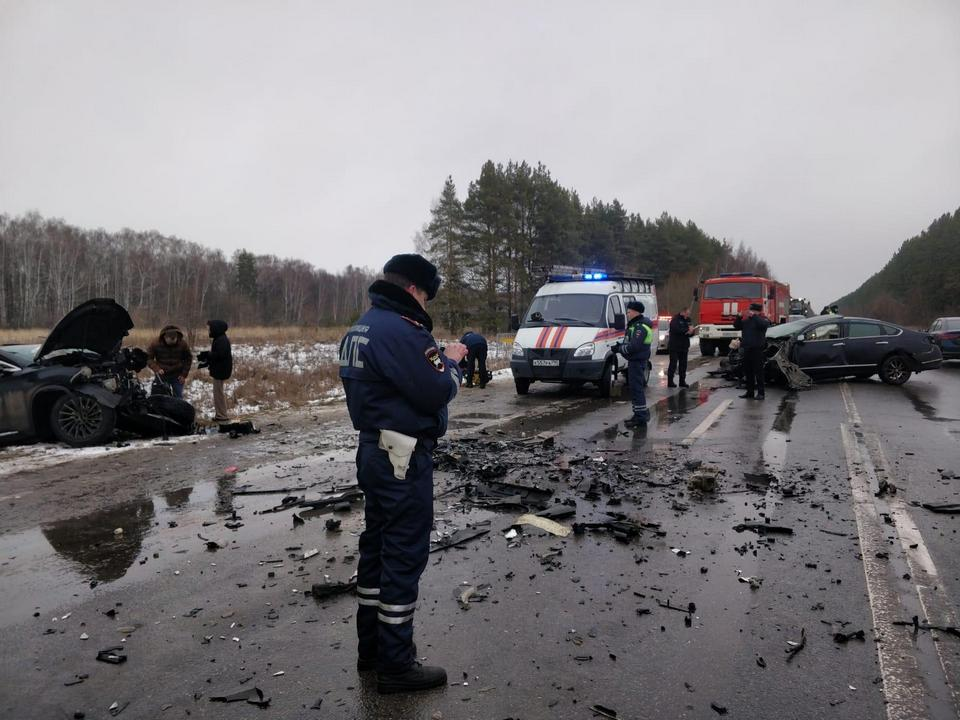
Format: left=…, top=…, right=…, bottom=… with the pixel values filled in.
left=879, top=355, right=911, bottom=385
left=597, top=360, right=615, bottom=398
left=50, top=393, right=117, bottom=446
left=514, top=378, right=531, bottom=395
left=699, top=340, right=715, bottom=356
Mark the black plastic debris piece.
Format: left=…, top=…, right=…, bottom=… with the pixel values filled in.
left=785, top=628, right=806, bottom=661
left=103, top=608, right=118, bottom=618
left=233, top=485, right=308, bottom=496
left=293, top=512, right=305, bottom=527
left=183, top=608, right=204, bottom=618
left=198, top=534, right=225, bottom=551
left=217, top=421, right=260, bottom=436
left=429, top=527, right=490, bottom=553
left=919, top=502, right=960, bottom=515
left=756, top=655, right=767, bottom=668
left=96, top=647, right=127, bottom=664
left=892, top=616, right=960, bottom=639
left=833, top=629, right=866, bottom=644
left=733, top=522, right=794, bottom=535
left=333, top=501, right=351, bottom=512
left=468, top=479, right=553, bottom=512
left=210, top=687, right=271, bottom=708
left=744, top=471, right=776, bottom=485
left=311, top=697, right=323, bottom=710
left=64, top=673, right=88, bottom=686
left=224, top=519, right=244, bottom=530
left=590, top=704, right=619, bottom=719
left=711, top=702, right=729, bottom=715
left=325, top=518, right=342, bottom=532
left=310, top=580, right=357, bottom=601
left=536, top=504, right=576, bottom=521
left=109, top=700, right=129, bottom=716
left=875, top=479, right=897, bottom=497
left=297, top=488, right=364, bottom=511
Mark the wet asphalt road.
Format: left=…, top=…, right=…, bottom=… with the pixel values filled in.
left=1, top=354, right=959, bottom=719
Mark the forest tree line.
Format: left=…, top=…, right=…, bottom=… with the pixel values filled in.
left=0, top=212, right=374, bottom=330
left=419, top=160, right=772, bottom=332
left=2, top=161, right=776, bottom=334
left=835, top=208, right=960, bottom=325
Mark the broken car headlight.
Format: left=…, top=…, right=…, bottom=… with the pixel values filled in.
left=512, top=342, right=524, bottom=357
left=573, top=342, right=595, bottom=358
left=101, top=377, right=118, bottom=392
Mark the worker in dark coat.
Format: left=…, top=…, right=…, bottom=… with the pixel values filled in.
left=667, top=307, right=695, bottom=388
left=459, top=331, right=489, bottom=388
left=733, top=303, right=771, bottom=399
left=617, top=300, right=653, bottom=426
left=197, top=320, right=232, bottom=421
left=339, top=253, right=467, bottom=695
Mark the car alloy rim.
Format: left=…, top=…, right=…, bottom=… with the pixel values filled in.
left=58, top=396, right=103, bottom=441
left=887, top=358, right=906, bottom=381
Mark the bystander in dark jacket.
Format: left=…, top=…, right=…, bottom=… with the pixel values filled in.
left=459, top=331, right=489, bottom=388
left=667, top=308, right=694, bottom=387
left=198, top=320, right=232, bottom=422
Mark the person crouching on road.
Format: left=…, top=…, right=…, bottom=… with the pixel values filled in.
left=147, top=325, right=193, bottom=399
left=197, top=320, right=232, bottom=422
left=733, top=302, right=771, bottom=400
left=339, top=253, right=468, bottom=695
left=459, top=331, right=488, bottom=388
left=620, top=301, right=654, bottom=426
left=667, top=307, right=695, bottom=388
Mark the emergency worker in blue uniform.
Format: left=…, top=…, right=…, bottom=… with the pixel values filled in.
left=459, top=331, right=488, bottom=388
left=339, top=254, right=467, bottom=694
left=618, top=300, right=654, bottom=426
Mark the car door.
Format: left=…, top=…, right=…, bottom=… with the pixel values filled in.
left=843, top=321, right=890, bottom=370
left=0, top=357, right=31, bottom=440
left=794, top=321, right=845, bottom=377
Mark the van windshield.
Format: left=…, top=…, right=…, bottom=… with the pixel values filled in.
left=523, top=294, right=605, bottom=328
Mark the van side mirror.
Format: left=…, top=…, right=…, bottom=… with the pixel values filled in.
left=693, top=287, right=699, bottom=301
left=509, top=314, right=520, bottom=332
left=613, top=313, right=626, bottom=331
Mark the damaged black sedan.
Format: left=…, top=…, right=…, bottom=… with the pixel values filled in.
left=0, top=299, right=195, bottom=446
left=723, top=315, right=943, bottom=387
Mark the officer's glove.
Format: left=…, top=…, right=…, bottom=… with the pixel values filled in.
left=611, top=342, right=624, bottom=355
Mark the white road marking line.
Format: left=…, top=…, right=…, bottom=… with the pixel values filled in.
left=840, top=423, right=929, bottom=720
left=864, top=432, right=960, bottom=708
left=840, top=382, right=862, bottom=425
left=680, top=398, right=732, bottom=446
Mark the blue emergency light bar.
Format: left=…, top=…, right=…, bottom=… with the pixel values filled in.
left=547, top=272, right=608, bottom=282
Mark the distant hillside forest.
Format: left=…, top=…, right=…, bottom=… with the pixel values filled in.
left=835, top=208, right=960, bottom=326
left=419, top=160, right=772, bottom=331
left=0, top=212, right=374, bottom=330
left=1, top=163, right=773, bottom=333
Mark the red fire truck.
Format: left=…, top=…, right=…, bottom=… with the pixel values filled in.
left=694, top=273, right=790, bottom=356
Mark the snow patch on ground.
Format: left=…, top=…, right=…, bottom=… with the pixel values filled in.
left=0, top=432, right=205, bottom=479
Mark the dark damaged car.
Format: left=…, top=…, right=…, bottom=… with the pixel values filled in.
left=0, top=299, right=196, bottom=446
left=755, top=315, right=943, bottom=385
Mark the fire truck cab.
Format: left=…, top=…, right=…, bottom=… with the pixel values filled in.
left=694, top=273, right=790, bottom=356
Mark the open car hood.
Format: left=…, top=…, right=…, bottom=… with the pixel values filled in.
left=36, top=298, right=134, bottom=360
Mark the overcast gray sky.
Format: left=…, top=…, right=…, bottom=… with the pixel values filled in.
left=2, top=1, right=958, bottom=307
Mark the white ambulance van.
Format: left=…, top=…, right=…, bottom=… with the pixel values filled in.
left=509, top=271, right=658, bottom=396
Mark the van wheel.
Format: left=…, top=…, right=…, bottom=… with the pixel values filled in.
left=699, top=340, right=715, bottom=356
left=597, top=361, right=615, bottom=398
left=879, top=355, right=911, bottom=385
left=514, top=378, right=531, bottom=395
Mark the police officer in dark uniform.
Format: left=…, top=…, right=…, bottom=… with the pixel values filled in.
left=618, top=300, right=654, bottom=426
left=667, top=307, right=694, bottom=388
left=339, top=254, right=468, bottom=694
left=733, top=302, right=771, bottom=399
left=459, top=331, right=489, bottom=388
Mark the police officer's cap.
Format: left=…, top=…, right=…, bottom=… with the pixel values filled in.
left=383, top=254, right=442, bottom=300
left=749, top=302, right=763, bottom=311
left=626, top=300, right=644, bottom=313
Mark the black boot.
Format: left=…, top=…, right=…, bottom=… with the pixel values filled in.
left=377, top=662, right=447, bottom=694
left=667, top=380, right=677, bottom=388
left=739, top=392, right=754, bottom=399
left=357, top=657, right=376, bottom=673
left=679, top=379, right=689, bottom=388
left=624, top=414, right=648, bottom=427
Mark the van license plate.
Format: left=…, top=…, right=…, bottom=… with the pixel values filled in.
left=532, top=359, right=560, bottom=367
